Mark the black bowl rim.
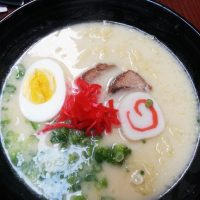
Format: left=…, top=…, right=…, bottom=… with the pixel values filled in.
left=1, top=0, right=200, bottom=37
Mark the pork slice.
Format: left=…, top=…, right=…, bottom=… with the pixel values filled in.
left=108, top=70, right=152, bottom=93
left=82, top=63, right=115, bottom=83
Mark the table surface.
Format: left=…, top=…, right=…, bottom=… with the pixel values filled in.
left=0, top=0, right=200, bottom=31
left=157, top=0, right=200, bottom=31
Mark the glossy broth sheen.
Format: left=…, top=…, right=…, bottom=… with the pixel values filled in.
left=0, top=22, right=199, bottom=200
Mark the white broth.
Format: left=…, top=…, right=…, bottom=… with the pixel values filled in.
left=0, top=22, right=199, bottom=200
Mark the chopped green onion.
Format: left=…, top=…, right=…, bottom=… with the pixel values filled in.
left=0, top=119, right=10, bottom=126
left=145, top=99, right=153, bottom=108
left=81, top=137, right=91, bottom=146
left=94, top=146, right=111, bottom=163
left=68, top=152, right=80, bottom=164
left=4, top=130, right=17, bottom=148
left=95, top=177, right=108, bottom=189
left=50, top=128, right=69, bottom=144
left=113, top=152, right=124, bottom=163
left=140, top=170, right=145, bottom=176
left=70, top=195, right=87, bottom=200
left=86, top=145, right=93, bottom=157
left=141, top=139, right=146, bottom=144
left=82, top=151, right=88, bottom=158
left=111, top=144, right=131, bottom=164
left=4, top=84, right=16, bottom=94
left=1, top=107, right=8, bottom=111
left=15, top=64, right=25, bottom=80
left=66, top=173, right=78, bottom=185
left=92, top=163, right=102, bottom=173
left=94, top=144, right=131, bottom=165
left=84, top=173, right=97, bottom=182
left=29, top=121, right=40, bottom=131
left=60, top=173, right=64, bottom=179
left=68, top=183, right=81, bottom=192
left=48, top=128, right=131, bottom=193
left=69, top=131, right=85, bottom=145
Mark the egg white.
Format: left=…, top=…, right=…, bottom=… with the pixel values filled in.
left=119, top=92, right=165, bottom=141
left=19, top=59, right=66, bottom=122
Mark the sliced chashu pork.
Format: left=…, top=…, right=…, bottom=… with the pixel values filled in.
left=82, top=63, right=115, bottom=83
left=82, top=64, right=151, bottom=94
left=108, top=70, right=151, bottom=93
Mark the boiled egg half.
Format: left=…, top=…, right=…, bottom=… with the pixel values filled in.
left=119, top=92, right=164, bottom=141
left=19, top=59, right=66, bottom=122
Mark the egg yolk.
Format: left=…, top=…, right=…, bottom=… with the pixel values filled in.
left=24, top=69, right=56, bottom=104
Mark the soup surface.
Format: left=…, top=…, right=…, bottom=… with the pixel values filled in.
left=0, top=22, right=199, bottom=200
